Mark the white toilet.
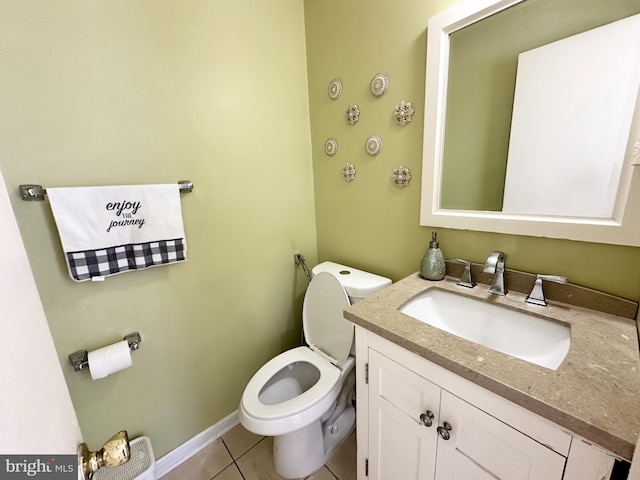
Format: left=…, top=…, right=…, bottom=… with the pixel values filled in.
left=239, top=261, right=391, bottom=479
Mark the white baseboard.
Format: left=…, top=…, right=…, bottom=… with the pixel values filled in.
left=153, top=410, right=239, bottom=479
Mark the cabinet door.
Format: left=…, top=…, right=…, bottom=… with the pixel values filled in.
left=435, top=391, right=566, bottom=480
left=368, top=350, right=441, bottom=480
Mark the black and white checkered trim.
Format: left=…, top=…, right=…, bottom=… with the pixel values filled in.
left=65, top=238, right=186, bottom=281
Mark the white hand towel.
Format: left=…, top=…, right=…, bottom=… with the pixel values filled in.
left=47, top=184, right=187, bottom=281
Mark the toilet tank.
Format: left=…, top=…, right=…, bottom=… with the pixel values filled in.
left=311, top=261, right=392, bottom=303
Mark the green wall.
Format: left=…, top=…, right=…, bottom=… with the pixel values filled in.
left=0, top=0, right=315, bottom=457
left=304, top=0, right=640, bottom=301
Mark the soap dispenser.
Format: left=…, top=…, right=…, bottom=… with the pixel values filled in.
left=420, top=232, right=446, bottom=281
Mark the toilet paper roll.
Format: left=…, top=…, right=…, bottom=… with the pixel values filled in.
left=88, top=340, right=132, bottom=380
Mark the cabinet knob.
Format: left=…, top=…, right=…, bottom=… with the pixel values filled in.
left=419, top=410, right=435, bottom=427
left=437, top=421, right=452, bottom=440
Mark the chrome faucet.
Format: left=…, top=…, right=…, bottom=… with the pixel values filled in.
left=484, top=251, right=507, bottom=295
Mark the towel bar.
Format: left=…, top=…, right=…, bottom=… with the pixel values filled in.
left=69, top=332, right=142, bottom=372
left=19, top=180, right=194, bottom=201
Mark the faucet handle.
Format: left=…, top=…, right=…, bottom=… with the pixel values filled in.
left=451, top=259, right=476, bottom=288
left=526, top=274, right=567, bottom=306
left=538, top=275, right=567, bottom=284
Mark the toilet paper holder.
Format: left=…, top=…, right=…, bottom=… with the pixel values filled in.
left=69, top=332, right=142, bottom=372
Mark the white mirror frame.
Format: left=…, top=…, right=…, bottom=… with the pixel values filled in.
left=420, top=0, right=640, bottom=246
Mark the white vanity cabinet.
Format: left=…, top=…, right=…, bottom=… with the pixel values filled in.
left=355, top=327, right=618, bottom=480
left=435, top=390, right=565, bottom=479
left=367, top=348, right=440, bottom=479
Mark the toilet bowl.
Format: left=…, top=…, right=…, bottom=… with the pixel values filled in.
left=239, top=262, right=391, bottom=479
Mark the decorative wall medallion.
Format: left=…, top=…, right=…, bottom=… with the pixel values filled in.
left=346, top=104, right=360, bottom=125
left=392, top=166, right=412, bottom=189
left=328, top=78, right=343, bottom=100
left=370, top=72, right=389, bottom=97
left=393, top=101, right=415, bottom=126
left=342, top=163, right=356, bottom=182
left=324, top=138, right=338, bottom=156
left=365, top=135, right=383, bottom=156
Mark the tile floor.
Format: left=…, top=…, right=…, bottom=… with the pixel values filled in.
left=159, top=424, right=356, bottom=480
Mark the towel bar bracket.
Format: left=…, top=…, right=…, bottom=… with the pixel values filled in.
left=19, top=181, right=194, bottom=201
left=178, top=180, right=194, bottom=193
left=20, top=184, right=46, bottom=201
left=69, top=331, right=142, bottom=372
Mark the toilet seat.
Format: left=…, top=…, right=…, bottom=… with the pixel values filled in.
left=240, top=346, right=340, bottom=421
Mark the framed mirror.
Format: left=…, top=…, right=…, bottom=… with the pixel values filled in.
left=420, top=0, right=640, bottom=246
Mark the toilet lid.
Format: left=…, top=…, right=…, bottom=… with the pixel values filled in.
left=303, top=271, right=352, bottom=367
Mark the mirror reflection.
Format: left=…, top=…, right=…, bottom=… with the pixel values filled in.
left=439, top=0, right=640, bottom=218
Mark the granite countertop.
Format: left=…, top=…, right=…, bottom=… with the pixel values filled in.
left=344, top=273, right=640, bottom=461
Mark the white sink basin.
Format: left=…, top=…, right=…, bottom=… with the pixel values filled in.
left=398, top=288, right=570, bottom=370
